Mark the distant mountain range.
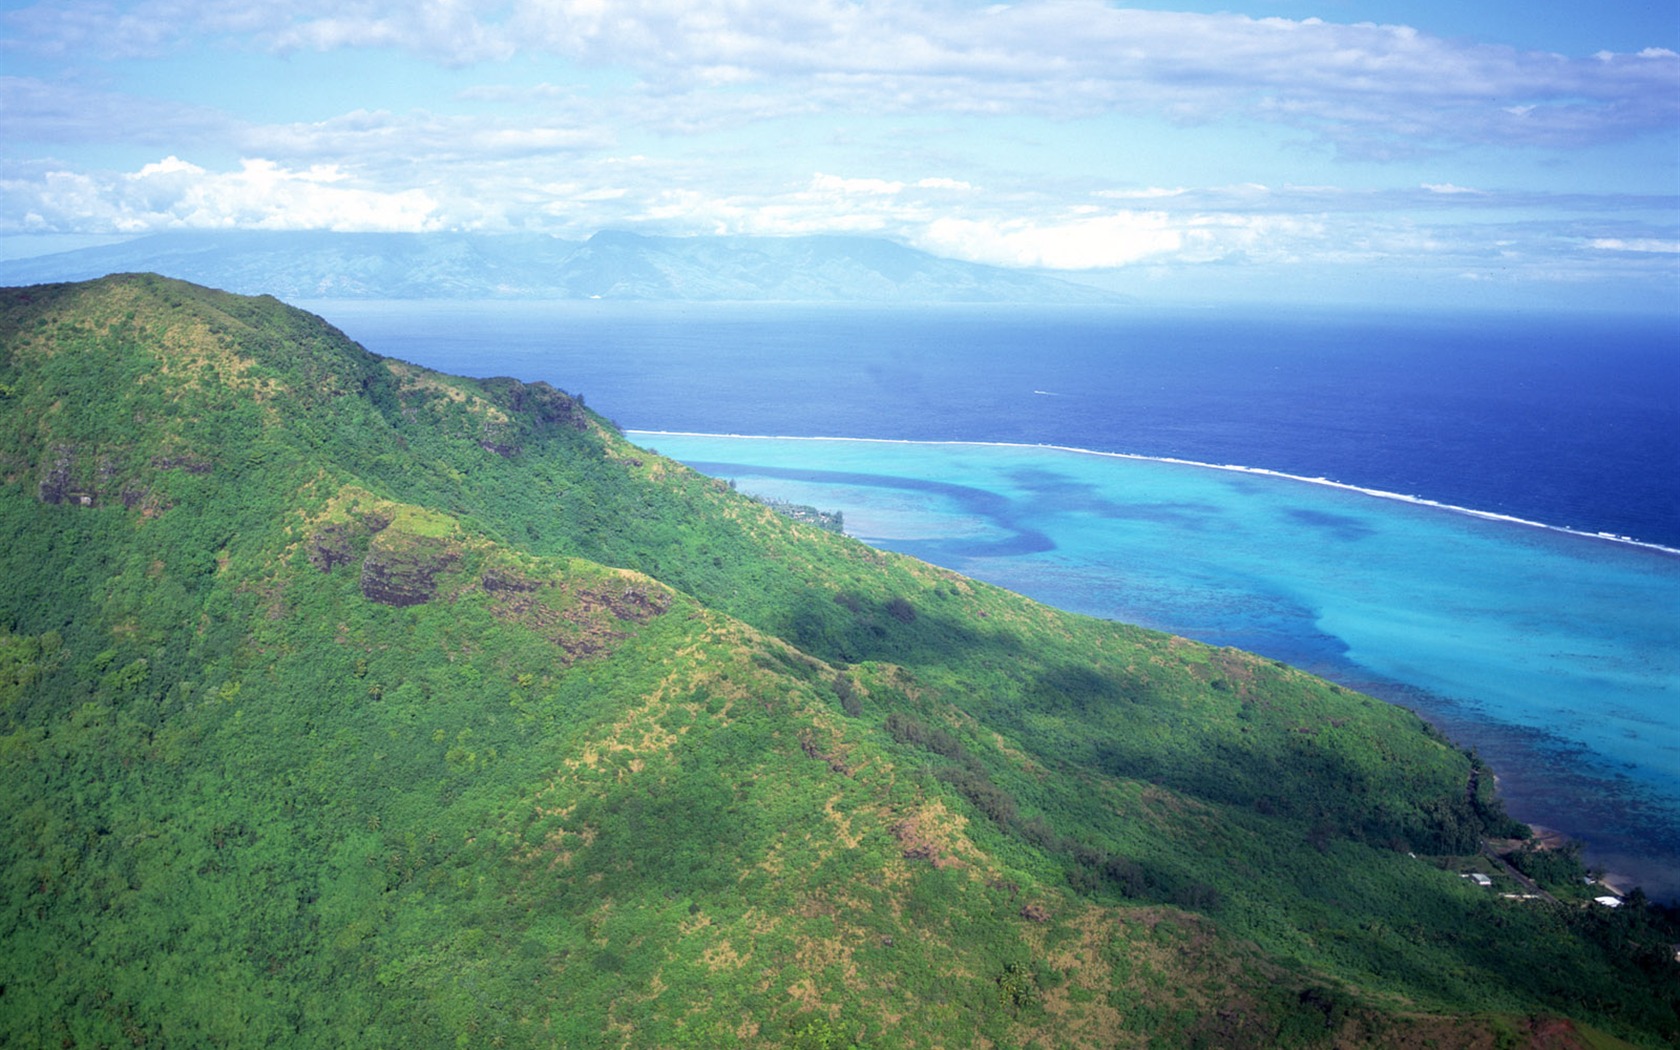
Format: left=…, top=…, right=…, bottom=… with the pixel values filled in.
left=0, top=230, right=1122, bottom=303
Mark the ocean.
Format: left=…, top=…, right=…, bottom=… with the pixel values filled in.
left=304, top=299, right=1680, bottom=899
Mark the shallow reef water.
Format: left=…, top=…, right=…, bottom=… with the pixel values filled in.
left=637, top=432, right=1680, bottom=901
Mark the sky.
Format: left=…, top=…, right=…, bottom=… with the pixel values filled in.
left=2, top=0, right=1677, bottom=309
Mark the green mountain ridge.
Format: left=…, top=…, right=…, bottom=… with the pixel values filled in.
left=0, top=274, right=1674, bottom=1048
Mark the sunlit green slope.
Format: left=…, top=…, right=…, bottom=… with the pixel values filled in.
left=0, top=275, right=1673, bottom=1048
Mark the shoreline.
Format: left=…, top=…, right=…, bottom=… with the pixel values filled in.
left=1521, top=826, right=1637, bottom=897
left=628, top=430, right=1680, bottom=557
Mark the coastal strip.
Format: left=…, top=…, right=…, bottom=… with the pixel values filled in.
left=628, top=430, right=1680, bottom=558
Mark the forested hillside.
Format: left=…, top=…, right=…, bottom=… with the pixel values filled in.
left=0, top=275, right=1674, bottom=1048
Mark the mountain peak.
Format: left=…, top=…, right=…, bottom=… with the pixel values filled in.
left=583, top=228, right=652, bottom=245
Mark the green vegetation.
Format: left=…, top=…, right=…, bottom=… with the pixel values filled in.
left=0, top=274, right=1674, bottom=1048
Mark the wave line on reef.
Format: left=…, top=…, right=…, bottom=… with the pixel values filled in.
left=627, top=430, right=1680, bottom=557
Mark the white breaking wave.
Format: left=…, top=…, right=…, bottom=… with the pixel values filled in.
left=627, top=430, right=1680, bottom=557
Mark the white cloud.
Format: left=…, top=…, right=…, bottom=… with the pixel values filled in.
left=489, top=3, right=1679, bottom=151
left=916, top=177, right=973, bottom=191
left=2, top=4, right=1673, bottom=297
left=242, top=109, right=613, bottom=164
left=183, top=159, right=441, bottom=230
left=0, top=0, right=514, bottom=63
left=2, top=155, right=441, bottom=234
left=920, top=212, right=1184, bottom=269
left=9, top=2, right=1675, bottom=151
left=133, top=155, right=205, bottom=180
left=1591, top=237, right=1680, bottom=253
left=1097, top=187, right=1188, bottom=201
left=809, top=173, right=906, bottom=196
left=270, top=2, right=517, bottom=64
left=1, top=75, right=233, bottom=146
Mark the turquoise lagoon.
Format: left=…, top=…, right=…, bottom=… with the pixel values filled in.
left=633, top=432, right=1680, bottom=899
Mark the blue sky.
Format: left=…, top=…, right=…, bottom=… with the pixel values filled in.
left=1, top=0, right=1676, bottom=308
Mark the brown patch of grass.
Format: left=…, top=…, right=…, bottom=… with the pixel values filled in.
left=823, top=793, right=864, bottom=850
left=990, top=731, right=1043, bottom=776
left=784, top=975, right=834, bottom=1017
left=889, top=799, right=991, bottom=873
left=384, top=360, right=512, bottom=423
left=700, top=940, right=748, bottom=972
left=734, top=1016, right=761, bottom=1041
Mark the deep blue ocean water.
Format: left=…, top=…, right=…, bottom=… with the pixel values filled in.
left=306, top=299, right=1680, bottom=898
left=311, top=301, right=1680, bottom=549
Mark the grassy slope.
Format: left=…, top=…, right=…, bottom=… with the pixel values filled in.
left=0, top=275, right=1673, bottom=1048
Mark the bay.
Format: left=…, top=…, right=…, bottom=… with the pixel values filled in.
left=308, top=298, right=1680, bottom=899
